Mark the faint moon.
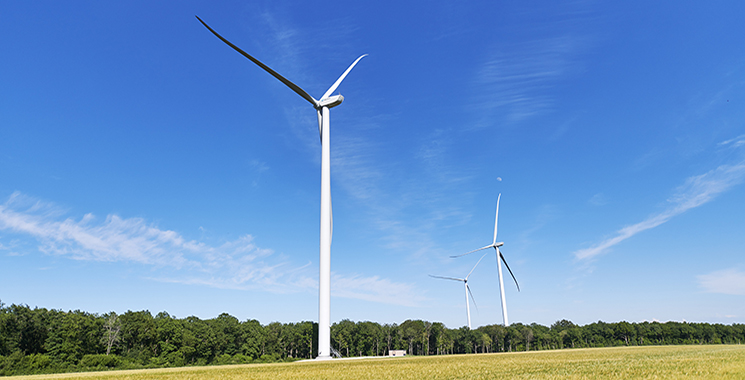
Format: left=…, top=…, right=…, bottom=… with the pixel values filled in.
left=497, top=177, right=502, bottom=181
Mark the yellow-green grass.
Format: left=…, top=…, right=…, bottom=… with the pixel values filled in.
left=14, top=345, right=745, bottom=379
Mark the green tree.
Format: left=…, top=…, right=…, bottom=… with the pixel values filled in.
left=521, top=325, right=534, bottom=351
left=530, top=323, right=550, bottom=350
left=381, top=323, right=395, bottom=355
left=331, top=319, right=355, bottom=357
left=210, top=313, right=242, bottom=357
left=45, top=310, right=101, bottom=365
left=0, top=304, right=49, bottom=356
left=551, top=320, right=577, bottom=349
left=399, top=320, right=425, bottom=355
left=615, top=321, right=634, bottom=346
left=240, top=319, right=265, bottom=359
left=264, top=322, right=284, bottom=358
left=119, top=310, right=156, bottom=361
left=183, top=316, right=217, bottom=364
left=430, top=322, right=448, bottom=355
left=293, top=321, right=315, bottom=358
left=154, top=311, right=183, bottom=365
left=356, top=321, right=381, bottom=356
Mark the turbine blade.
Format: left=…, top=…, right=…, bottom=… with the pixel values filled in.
left=330, top=195, right=333, bottom=244
left=466, top=251, right=490, bottom=280
left=317, top=110, right=323, bottom=141
left=498, top=249, right=520, bottom=291
left=493, top=193, right=501, bottom=245
left=450, top=245, right=492, bottom=258
left=196, top=16, right=318, bottom=107
left=429, top=275, right=465, bottom=282
left=321, top=55, right=368, bottom=100
left=467, top=284, right=478, bottom=312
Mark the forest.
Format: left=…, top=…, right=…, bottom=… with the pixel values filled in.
left=1, top=301, right=744, bottom=376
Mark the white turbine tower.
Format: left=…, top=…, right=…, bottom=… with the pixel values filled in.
left=430, top=252, right=489, bottom=329
left=451, top=194, right=519, bottom=326
left=197, top=16, right=366, bottom=360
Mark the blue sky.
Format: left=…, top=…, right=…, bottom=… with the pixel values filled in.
left=2, top=1, right=745, bottom=329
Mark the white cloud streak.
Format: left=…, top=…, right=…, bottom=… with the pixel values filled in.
left=331, top=273, right=426, bottom=307
left=0, top=192, right=291, bottom=288
left=471, top=2, right=597, bottom=126
left=588, top=193, right=607, bottom=206
left=718, top=134, right=745, bottom=148
left=473, top=34, right=586, bottom=124
left=0, top=192, right=422, bottom=304
left=698, top=269, right=745, bottom=296
left=575, top=139, right=745, bottom=260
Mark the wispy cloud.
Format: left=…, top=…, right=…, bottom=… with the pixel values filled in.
left=331, top=273, right=427, bottom=307
left=470, top=2, right=597, bottom=126
left=247, top=159, right=270, bottom=187
left=698, top=268, right=745, bottom=296
left=333, top=134, right=385, bottom=201
left=588, top=193, right=608, bottom=206
left=474, top=36, right=580, bottom=122
left=474, top=34, right=586, bottom=122
left=718, top=134, right=745, bottom=148
left=416, top=128, right=475, bottom=187
left=364, top=128, right=478, bottom=261
left=249, top=159, right=269, bottom=173
left=0, top=192, right=295, bottom=288
left=574, top=138, right=745, bottom=260
left=0, top=192, right=422, bottom=304
left=0, top=238, right=25, bottom=257
left=517, top=203, right=559, bottom=249
left=255, top=11, right=307, bottom=84
left=257, top=9, right=359, bottom=89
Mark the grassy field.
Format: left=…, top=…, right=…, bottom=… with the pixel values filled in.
left=13, top=345, right=745, bottom=379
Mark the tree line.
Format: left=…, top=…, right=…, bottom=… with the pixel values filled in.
left=1, top=301, right=743, bottom=376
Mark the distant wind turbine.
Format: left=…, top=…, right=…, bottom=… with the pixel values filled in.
left=197, top=16, right=366, bottom=360
left=451, top=194, right=519, bottom=326
left=430, top=252, right=489, bottom=329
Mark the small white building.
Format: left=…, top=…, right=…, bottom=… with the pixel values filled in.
left=388, top=350, right=406, bottom=357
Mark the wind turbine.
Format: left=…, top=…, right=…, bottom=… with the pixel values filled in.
left=197, top=16, right=366, bottom=360
left=430, top=252, right=489, bottom=329
left=451, top=194, right=519, bottom=326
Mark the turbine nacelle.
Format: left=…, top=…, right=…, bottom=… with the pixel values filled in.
left=494, top=242, right=504, bottom=248
left=317, top=95, right=344, bottom=109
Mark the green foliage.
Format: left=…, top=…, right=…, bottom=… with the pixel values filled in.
left=259, top=353, right=280, bottom=363
left=119, top=310, right=156, bottom=360
left=0, top=304, right=50, bottom=357
left=1, top=301, right=745, bottom=377
left=79, top=354, right=121, bottom=369
left=45, top=310, right=102, bottom=364
left=240, top=319, right=265, bottom=359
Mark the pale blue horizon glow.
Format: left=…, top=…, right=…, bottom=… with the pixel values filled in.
left=2, top=1, right=745, bottom=328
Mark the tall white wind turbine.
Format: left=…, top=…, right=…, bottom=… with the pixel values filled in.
left=451, top=194, right=519, bottom=326
left=197, top=16, right=366, bottom=360
left=430, top=252, right=489, bottom=329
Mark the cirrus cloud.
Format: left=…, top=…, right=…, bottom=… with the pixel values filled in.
left=698, top=268, right=745, bottom=296
left=0, top=192, right=423, bottom=304
left=575, top=137, right=745, bottom=260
